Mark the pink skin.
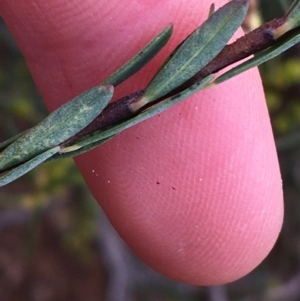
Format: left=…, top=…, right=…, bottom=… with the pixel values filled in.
left=0, top=0, right=283, bottom=285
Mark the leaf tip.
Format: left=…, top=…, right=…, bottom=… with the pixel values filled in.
left=208, top=3, right=215, bottom=18
left=230, top=0, right=250, bottom=10
left=164, top=23, right=174, bottom=38
left=98, top=84, right=114, bottom=94
left=167, top=23, right=174, bottom=30
left=237, top=0, right=250, bottom=4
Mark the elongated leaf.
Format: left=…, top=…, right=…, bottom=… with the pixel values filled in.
left=35, top=74, right=212, bottom=162
left=286, top=0, right=300, bottom=15
left=141, top=0, right=249, bottom=103
left=0, top=146, right=60, bottom=187
left=102, top=24, right=173, bottom=86
left=46, top=136, right=114, bottom=161
left=0, top=85, right=113, bottom=171
left=212, top=31, right=300, bottom=85
left=273, top=0, right=300, bottom=37
left=61, top=75, right=213, bottom=154
left=286, top=0, right=300, bottom=28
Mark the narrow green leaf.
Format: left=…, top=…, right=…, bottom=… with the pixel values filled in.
left=286, top=0, right=300, bottom=28
left=286, top=0, right=300, bottom=15
left=273, top=0, right=300, bottom=37
left=0, top=85, right=113, bottom=171
left=141, top=0, right=249, bottom=103
left=46, top=136, right=114, bottom=161
left=102, top=24, right=173, bottom=87
left=0, top=146, right=60, bottom=187
left=212, top=31, right=300, bottom=85
left=62, top=75, right=213, bottom=153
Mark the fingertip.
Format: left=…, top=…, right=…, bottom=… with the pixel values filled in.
left=1, top=0, right=283, bottom=285
left=80, top=67, right=283, bottom=285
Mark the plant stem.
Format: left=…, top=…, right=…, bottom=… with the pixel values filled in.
left=64, top=15, right=294, bottom=147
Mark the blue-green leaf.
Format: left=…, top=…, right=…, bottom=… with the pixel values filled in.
left=286, top=0, right=300, bottom=28
left=273, top=0, right=300, bottom=37
left=140, top=0, right=249, bottom=105
left=0, top=85, right=113, bottom=171
left=103, top=24, right=173, bottom=86
left=0, top=146, right=60, bottom=187
left=61, top=75, right=213, bottom=153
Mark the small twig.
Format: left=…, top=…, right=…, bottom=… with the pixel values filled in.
left=62, top=89, right=145, bottom=146
left=185, top=16, right=287, bottom=83
left=64, top=15, right=292, bottom=148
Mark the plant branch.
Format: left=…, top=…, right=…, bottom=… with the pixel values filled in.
left=64, top=15, right=292, bottom=147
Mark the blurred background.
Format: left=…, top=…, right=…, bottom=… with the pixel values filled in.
left=1, top=0, right=300, bottom=300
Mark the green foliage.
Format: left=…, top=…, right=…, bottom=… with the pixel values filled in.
left=286, top=0, right=300, bottom=27
left=213, top=30, right=300, bottom=85
left=103, top=24, right=173, bottom=87
left=0, top=146, right=60, bottom=186
left=140, top=0, right=250, bottom=104
left=0, top=1, right=300, bottom=299
left=0, top=0, right=300, bottom=187
left=0, top=85, right=113, bottom=171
